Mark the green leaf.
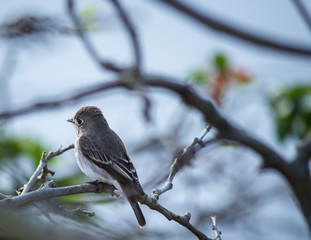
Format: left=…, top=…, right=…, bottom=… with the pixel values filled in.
left=269, top=84, right=311, bottom=141
left=213, top=53, right=229, bottom=72
left=188, top=70, right=208, bottom=85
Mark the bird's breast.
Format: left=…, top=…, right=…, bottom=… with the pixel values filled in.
left=74, top=139, right=119, bottom=189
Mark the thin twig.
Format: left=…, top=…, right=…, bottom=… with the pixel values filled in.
left=67, top=0, right=122, bottom=73
left=0, top=193, right=9, bottom=200
left=156, top=0, right=311, bottom=56
left=140, top=91, right=152, bottom=122
left=32, top=201, right=58, bottom=225
left=108, top=0, right=142, bottom=72
left=43, top=199, right=95, bottom=217
left=21, top=145, right=74, bottom=195
left=138, top=194, right=211, bottom=240
left=0, top=80, right=124, bottom=120
left=152, top=124, right=213, bottom=199
left=211, top=216, right=222, bottom=240
left=292, top=0, right=311, bottom=34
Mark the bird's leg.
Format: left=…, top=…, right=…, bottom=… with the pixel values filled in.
left=87, top=180, right=118, bottom=195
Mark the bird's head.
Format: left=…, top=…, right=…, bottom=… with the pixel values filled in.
left=67, top=106, right=108, bottom=135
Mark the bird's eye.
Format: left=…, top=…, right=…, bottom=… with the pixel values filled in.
left=77, top=118, right=83, bottom=125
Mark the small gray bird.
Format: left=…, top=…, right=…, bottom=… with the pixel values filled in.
left=67, top=106, right=146, bottom=227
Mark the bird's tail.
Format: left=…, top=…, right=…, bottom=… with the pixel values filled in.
left=127, top=196, right=146, bottom=228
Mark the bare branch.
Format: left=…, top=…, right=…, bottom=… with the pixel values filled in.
left=144, top=75, right=289, bottom=171
left=0, top=181, right=117, bottom=208
left=1, top=181, right=212, bottom=239
left=67, top=0, right=123, bottom=73
left=21, top=144, right=74, bottom=195
left=142, top=75, right=311, bottom=229
left=138, top=195, right=212, bottom=240
left=0, top=80, right=124, bottom=120
left=152, top=124, right=213, bottom=199
left=292, top=0, right=311, bottom=34
left=108, top=0, right=142, bottom=72
left=156, top=0, right=311, bottom=56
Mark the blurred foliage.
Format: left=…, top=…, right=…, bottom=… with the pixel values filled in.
left=188, top=53, right=252, bottom=106
left=0, top=135, right=46, bottom=193
left=80, top=6, right=105, bottom=33
left=0, top=136, right=45, bottom=166
left=269, top=84, right=311, bottom=141
left=0, top=15, right=73, bottom=45
left=214, top=53, right=229, bottom=72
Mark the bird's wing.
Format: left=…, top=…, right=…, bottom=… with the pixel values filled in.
left=78, top=135, right=138, bottom=182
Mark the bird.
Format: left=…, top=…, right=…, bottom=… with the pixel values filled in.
left=67, top=106, right=146, bottom=227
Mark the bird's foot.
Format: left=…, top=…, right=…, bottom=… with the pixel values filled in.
left=87, top=180, right=104, bottom=193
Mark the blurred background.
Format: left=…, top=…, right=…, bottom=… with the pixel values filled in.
left=0, top=0, right=311, bottom=239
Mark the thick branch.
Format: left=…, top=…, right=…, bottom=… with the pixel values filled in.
left=144, top=75, right=289, bottom=170
left=0, top=181, right=116, bottom=208
left=143, top=74, right=311, bottom=230
left=67, top=0, right=122, bottom=73
left=108, top=0, right=142, bottom=72
left=156, top=0, right=311, bottom=56
left=1, top=180, right=213, bottom=240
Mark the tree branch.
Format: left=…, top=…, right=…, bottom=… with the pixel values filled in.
left=108, top=0, right=142, bottom=72
left=152, top=124, right=213, bottom=199
left=292, top=0, right=311, bottom=34
left=0, top=80, right=124, bottom=120
left=156, top=0, right=311, bottom=56
left=67, top=0, right=123, bottom=73
left=138, top=195, right=212, bottom=240
left=211, top=216, right=222, bottom=240
left=144, top=75, right=289, bottom=171
left=0, top=181, right=117, bottom=208
left=21, top=144, right=74, bottom=195
left=1, top=179, right=214, bottom=240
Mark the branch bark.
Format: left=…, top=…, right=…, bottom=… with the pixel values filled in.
left=0, top=181, right=116, bottom=208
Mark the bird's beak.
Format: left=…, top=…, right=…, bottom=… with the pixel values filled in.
left=67, top=118, right=74, bottom=123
